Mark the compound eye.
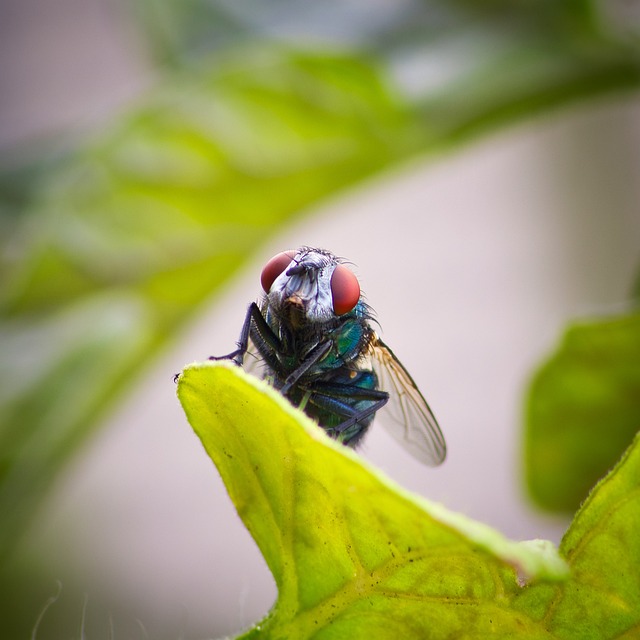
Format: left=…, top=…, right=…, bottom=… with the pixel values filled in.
left=261, top=250, right=296, bottom=293
left=331, top=265, right=360, bottom=315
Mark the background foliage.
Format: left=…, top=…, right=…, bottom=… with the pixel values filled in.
left=1, top=0, right=638, bottom=637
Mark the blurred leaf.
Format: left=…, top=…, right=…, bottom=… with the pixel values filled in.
left=2, top=0, right=640, bottom=602
left=524, top=311, right=640, bottom=512
left=412, top=30, right=640, bottom=145
left=131, top=0, right=448, bottom=66
left=0, top=48, right=417, bottom=557
left=178, top=362, right=569, bottom=639
left=515, top=432, right=640, bottom=638
left=130, top=0, right=612, bottom=69
left=131, top=0, right=253, bottom=66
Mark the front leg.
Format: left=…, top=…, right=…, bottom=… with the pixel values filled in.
left=209, top=302, right=280, bottom=366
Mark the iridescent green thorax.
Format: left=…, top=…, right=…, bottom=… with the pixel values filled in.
left=264, top=298, right=375, bottom=378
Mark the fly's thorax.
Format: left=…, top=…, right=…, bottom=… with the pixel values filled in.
left=313, top=315, right=376, bottom=372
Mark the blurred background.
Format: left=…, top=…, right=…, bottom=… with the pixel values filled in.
left=1, top=1, right=639, bottom=638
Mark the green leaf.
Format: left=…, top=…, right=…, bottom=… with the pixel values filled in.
left=514, top=432, right=640, bottom=639
left=178, top=362, right=640, bottom=638
left=524, top=311, right=640, bottom=512
left=177, top=362, right=568, bottom=639
left=3, top=2, right=640, bottom=629
left=555, top=432, right=640, bottom=637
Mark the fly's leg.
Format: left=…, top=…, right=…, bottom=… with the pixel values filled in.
left=319, top=386, right=389, bottom=433
left=278, top=341, right=333, bottom=393
left=248, top=317, right=284, bottom=372
left=208, top=302, right=255, bottom=365
left=209, top=302, right=281, bottom=366
left=305, top=382, right=389, bottom=445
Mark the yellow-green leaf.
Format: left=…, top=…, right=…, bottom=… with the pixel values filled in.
left=177, top=362, right=568, bottom=639
left=514, top=432, right=640, bottom=638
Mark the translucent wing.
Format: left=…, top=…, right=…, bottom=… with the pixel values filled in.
left=370, top=336, right=446, bottom=466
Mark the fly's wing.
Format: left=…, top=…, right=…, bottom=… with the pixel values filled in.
left=370, top=336, right=446, bottom=466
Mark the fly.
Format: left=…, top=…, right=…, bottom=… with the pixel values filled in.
left=209, top=247, right=446, bottom=466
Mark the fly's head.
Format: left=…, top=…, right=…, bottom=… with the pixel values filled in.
left=260, top=247, right=361, bottom=328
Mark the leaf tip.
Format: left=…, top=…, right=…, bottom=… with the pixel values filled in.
left=515, top=539, right=570, bottom=584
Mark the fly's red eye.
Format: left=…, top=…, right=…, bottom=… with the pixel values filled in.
left=331, top=265, right=360, bottom=315
left=260, top=250, right=296, bottom=293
